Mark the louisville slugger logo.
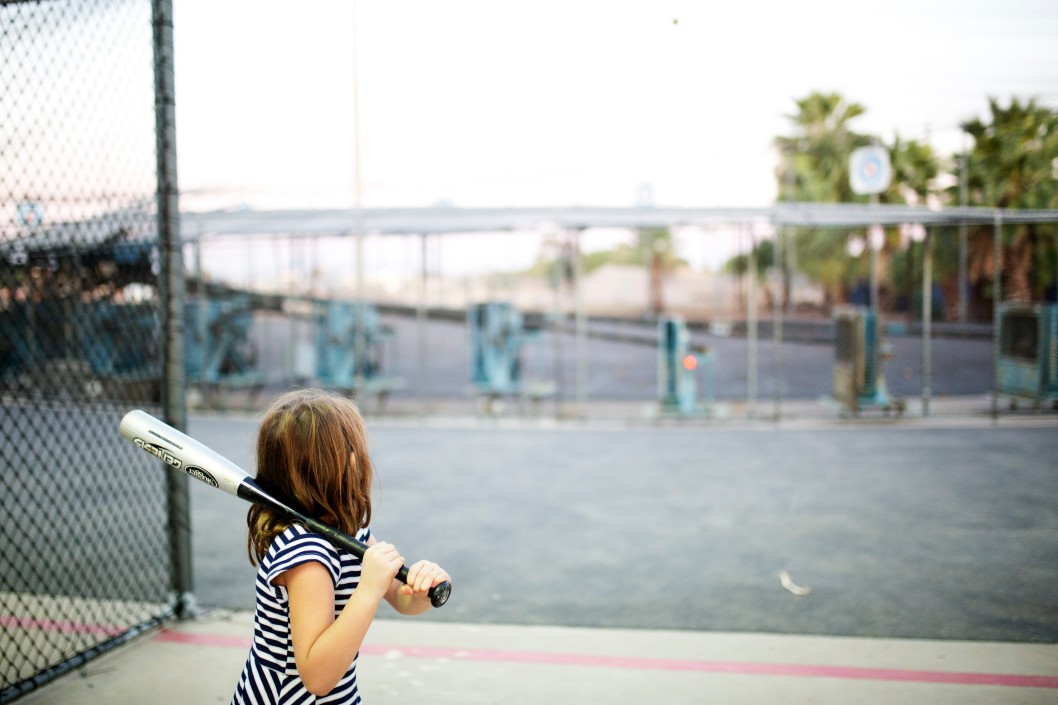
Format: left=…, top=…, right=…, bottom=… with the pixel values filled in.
left=184, top=465, right=219, bottom=488
left=132, top=437, right=182, bottom=469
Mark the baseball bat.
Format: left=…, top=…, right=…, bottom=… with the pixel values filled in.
left=118, top=409, right=451, bottom=608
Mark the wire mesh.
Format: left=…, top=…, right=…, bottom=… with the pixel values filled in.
left=1, top=1, right=173, bottom=700
left=182, top=220, right=1054, bottom=421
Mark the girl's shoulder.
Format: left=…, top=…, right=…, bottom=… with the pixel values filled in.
left=262, top=524, right=342, bottom=585
left=265, top=523, right=372, bottom=561
left=265, top=524, right=334, bottom=562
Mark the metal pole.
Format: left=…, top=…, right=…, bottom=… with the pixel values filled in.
left=152, top=0, right=193, bottom=619
left=572, top=229, right=587, bottom=415
left=747, top=224, right=758, bottom=418
left=869, top=193, right=880, bottom=317
left=552, top=234, right=565, bottom=413
left=958, top=151, right=969, bottom=323
left=352, top=0, right=366, bottom=394
left=922, top=227, right=933, bottom=416
left=417, top=233, right=428, bottom=405
left=287, top=236, right=298, bottom=382
left=991, top=211, right=1002, bottom=421
left=783, top=145, right=797, bottom=309
left=196, top=230, right=208, bottom=395
left=772, top=222, right=783, bottom=421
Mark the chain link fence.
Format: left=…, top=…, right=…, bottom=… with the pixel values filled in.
left=181, top=213, right=1056, bottom=420
left=1, top=1, right=176, bottom=700
left=725, top=217, right=1055, bottom=419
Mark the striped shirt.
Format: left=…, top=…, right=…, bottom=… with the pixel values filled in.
left=231, top=524, right=373, bottom=705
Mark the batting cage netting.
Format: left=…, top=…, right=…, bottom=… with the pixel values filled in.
left=1, top=1, right=181, bottom=701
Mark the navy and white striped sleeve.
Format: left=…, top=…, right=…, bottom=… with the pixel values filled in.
left=264, top=526, right=341, bottom=587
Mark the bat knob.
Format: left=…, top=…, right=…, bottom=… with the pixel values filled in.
left=428, top=581, right=452, bottom=608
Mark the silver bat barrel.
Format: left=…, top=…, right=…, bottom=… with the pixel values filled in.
left=119, top=409, right=249, bottom=497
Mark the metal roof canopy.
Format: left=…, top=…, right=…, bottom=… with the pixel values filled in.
left=180, top=204, right=1058, bottom=240
left=1, top=202, right=156, bottom=255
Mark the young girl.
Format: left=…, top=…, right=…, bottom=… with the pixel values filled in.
left=231, top=388, right=450, bottom=705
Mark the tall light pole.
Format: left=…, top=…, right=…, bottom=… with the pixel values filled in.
left=352, top=0, right=366, bottom=393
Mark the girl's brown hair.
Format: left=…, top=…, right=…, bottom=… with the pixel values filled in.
left=246, top=388, right=374, bottom=565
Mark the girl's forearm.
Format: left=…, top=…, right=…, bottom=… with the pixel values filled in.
left=298, top=589, right=383, bottom=696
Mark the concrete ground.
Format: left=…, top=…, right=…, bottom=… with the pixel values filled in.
left=14, top=611, right=1058, bottom=704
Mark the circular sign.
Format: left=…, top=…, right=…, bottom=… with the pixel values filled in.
left=849, top=146, right=892, bottom=195
left=16, top=201, right=44, bottom=228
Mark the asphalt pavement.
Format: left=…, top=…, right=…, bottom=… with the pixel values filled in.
left=186, top=409, right=1058, bottom=643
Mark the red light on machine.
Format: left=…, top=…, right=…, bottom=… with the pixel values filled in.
left=682, top=354, right=697, bottom=371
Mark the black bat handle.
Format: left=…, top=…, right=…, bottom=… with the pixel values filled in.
left=333, top=534, right=450, bottom=608
left=396, top=566, right=452, bottom=608
left=239, top=480, right=451, bottom=607
left=427, top=581, right=452, bottom=608
left=321, top=525, right=452, bottom=608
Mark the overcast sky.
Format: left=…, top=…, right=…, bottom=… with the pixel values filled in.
left=173, top=0, right=1058, bottom=212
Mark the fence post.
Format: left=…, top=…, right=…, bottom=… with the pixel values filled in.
left=772, top=220, right=783, bottom=421
left=153, top=0, right=193, bottom=619
left=747, top=225, right=758, bottom=418
left=573, top=228, right=587, bottom=415
left=991, top=211, right=1002, bottom=422
left=958, top=152, right=969, bottom=322
left=417, top=232, right=429, bottom=404
left=922, top=227, right=932, bottom=416
left=352, top=0, right=366, bottom=396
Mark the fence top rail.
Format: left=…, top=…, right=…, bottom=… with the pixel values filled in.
left=179, top=204, right=1058, bottom=239
left=7, top=204, right=1056, bottom=249
left=770, top=203, right=1058, bottom=228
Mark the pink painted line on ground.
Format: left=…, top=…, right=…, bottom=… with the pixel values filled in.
left=0, top=615, right=125, bottom=637
left=153, top=630, right=1058, bottom=689
left=157, top=630, right=251, bottom=649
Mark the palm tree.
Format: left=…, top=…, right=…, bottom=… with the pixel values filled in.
left=637, top=227, right=681, bottom=318
left=725, top=238, right=776, bottom=312
left=776, top=92, right=873, bottom=203
left=882, top=135, right=942, bottom=313
left=960, top=97, right=1058, bottom=304
left=885, top=136, right=939, bottom=205
left=774, top=92, right=873, bottom=305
